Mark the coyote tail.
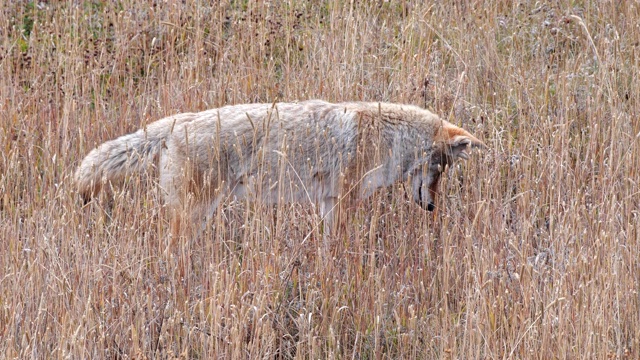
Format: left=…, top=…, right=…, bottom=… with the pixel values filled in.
left=74, top=113, right=193, bottom=201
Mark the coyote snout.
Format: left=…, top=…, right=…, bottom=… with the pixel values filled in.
left=75, top=100, right=484, bottom=235
left=410, top=135, right=485, bottom=212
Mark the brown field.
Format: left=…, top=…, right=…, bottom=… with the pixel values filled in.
left=2, top=1, right=640, bottom=358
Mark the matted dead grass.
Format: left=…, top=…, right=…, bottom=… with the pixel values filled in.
left=1, top=1, right=639, bottom=358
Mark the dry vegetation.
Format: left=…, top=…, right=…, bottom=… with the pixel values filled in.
left=1, top=1, right=640, bottom=358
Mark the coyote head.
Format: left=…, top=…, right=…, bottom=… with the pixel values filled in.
left=410, top=121, right=485, bottom=211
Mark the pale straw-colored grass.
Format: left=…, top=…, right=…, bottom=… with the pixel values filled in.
left=1, top=1, right=639, bottom=358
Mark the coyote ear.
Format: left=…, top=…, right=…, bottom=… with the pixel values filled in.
left=446, top=135, right=485, bottom=160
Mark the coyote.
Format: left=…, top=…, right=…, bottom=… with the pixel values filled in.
left=75, top=100, right=484, bottom=234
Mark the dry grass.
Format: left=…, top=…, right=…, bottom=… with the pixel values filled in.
left=2, top=1, right=640, bottom=358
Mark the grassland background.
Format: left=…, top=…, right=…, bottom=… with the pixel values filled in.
left=1, top=1, right=640, bottom=358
